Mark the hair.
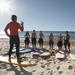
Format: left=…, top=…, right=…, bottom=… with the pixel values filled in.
left=40, top=31, right=42, bottom=33
left=33, top=30, right=35, bottom=32
left=50, top=32, right=53, bottom=36
left=11, top=15, right=17, bottom=21
left=26, top=32, right=29, bottom=35
left=59, top=33, right=62, bottom=37
left=66, top=31, right=68, bottom=34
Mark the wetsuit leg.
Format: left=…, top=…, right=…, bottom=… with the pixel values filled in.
left=68, top=41, right=70, bottom=52
left=64, top=40, right=67, bottom=50
left=15, top=36, right=20, bottom=60
left=49, top=40, right=51, bottom=49
left=52, top=41, right=54, bottom=49
left=9, top=36, right=14, bottom=61
left=32, top=38, right=34, bottom=48
left=57, top=41, right=62, bottom=49
left=42, top=39, right=43, bottom=48
left=34, top=38, right=36, bottom=48
left=24, top=40, right=26, bottom=48
left=39, top=39, right=41, bottom=48
left=26, top=38, right=29, bottom=48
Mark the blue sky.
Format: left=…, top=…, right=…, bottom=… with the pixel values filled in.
left=0, top=0, right=75, bottom=31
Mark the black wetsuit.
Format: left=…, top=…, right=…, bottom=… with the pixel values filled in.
left=57, top=40, right=63, bottom=49
left=49, top=40, right=54, bottom=49
left=24, top=37, right=30, bottom=48
left=64, top=40, right=70, bottom=50
left=38, top=38, right=43, bottom=48
left=32, top=38, right=36, bottom=48
left=9, top=36, right=20, bottom=60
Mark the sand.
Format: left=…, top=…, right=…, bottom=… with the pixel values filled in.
left=0, top=38, right=75, bottom=75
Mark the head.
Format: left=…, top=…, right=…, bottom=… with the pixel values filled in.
left=26, top=31, right=29, bottom=35
left=33, top=30, right=35, bottom=33
left=40, top=31, right=42, bottom=34
left=59, top=33, right=61, bottom=36
left=50, top=32, right=52, bottom=35
left=11, top=15, right=17, bottom=21
left=66, top=31, right=68, bottom=34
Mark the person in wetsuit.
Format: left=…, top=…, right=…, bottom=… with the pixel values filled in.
left=49, top=32, right=54, bottom=50
left=4, top=15, right=24, bottom=63
left=31, top=30, right=37, bottom=48
left=38, top=31, right=44, bottom=49
left=24, top=31, right=30, bottom=48
left=64, top=31, right=70, bottom=52
left=57, top=34, right=63, bottom=49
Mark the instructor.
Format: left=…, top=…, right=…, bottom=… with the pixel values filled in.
left=4, top=15, right=24, bottom=63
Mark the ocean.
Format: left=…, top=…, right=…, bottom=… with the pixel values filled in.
left=0, top=31, right=75, bottom=40
left=19, top=31, right=75, bottom=40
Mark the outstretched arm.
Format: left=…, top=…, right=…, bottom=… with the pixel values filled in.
left=18, top=22, right=24, bottom=32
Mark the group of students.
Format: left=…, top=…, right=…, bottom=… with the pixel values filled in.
left=24, top=30, right=70, bottom=52
left=4, top=15, right=70, bottom=63
left=24, top=30, right=44, bottom=49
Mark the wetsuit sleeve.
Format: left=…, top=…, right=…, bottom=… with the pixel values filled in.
left=18, top=23, right=24, bottom=32
left=4, top=24, right=10, bottom=37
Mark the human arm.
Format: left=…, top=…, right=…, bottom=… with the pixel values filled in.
left=4, top=24, right=10, bottom=37
left=18, top=22, right=24, bottom=32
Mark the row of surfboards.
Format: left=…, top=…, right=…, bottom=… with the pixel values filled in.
left=12, top=48, right=75, bottom=60
left=0, top=48, right=75, bottom=67
left=12, top=48, right=51, bottom=56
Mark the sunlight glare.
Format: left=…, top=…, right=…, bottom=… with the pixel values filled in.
left=0, top=0, right=12, bottom=14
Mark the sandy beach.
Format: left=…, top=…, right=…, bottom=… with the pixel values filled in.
left=0, top=38, right=75, bottom=75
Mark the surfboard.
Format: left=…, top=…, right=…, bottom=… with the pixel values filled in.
left=0, top=56, right=33, bottom=66
left=56, top=51, right=65, bottom=59
left=33, top=50, right=45, bottom=56
left=33, top=52, right=41, bottom=56
left=12, top=48, right=34, bottom=54
left=40, top=52, right=51, bottom=56
left=12, top=48, right=24, bottom=53
left=20, top=48, right=34, bottom=54
left=70, top=52, right=75, bottom=60
left=33, top=49, right=51, bottom=56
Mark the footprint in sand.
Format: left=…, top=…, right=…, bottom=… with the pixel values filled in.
left=59, top=71, right=63, bottom=74
left=40, top=72, right=44, bottom=75
left=68, top=61, right=70, bottom=63
left=47, top=68, right=50, bottom=70
left=50, top=70, right=53, bottom=75
left=68, top=65, right=73, bottom=70
left=54, top=61, right=56, bottom=64
left=40, top=74, right=44, bottom=75
left=41, top=65, right=45, bottom=68
left=32, top=70, right=36, bottom=72
left=57, top=66, right=60, bottom=70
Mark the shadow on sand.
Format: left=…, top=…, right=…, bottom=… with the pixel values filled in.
left=9, top=64, right=32, bottom=75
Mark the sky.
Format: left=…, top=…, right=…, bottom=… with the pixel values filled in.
left=0, top=0, right=75, bottom=31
